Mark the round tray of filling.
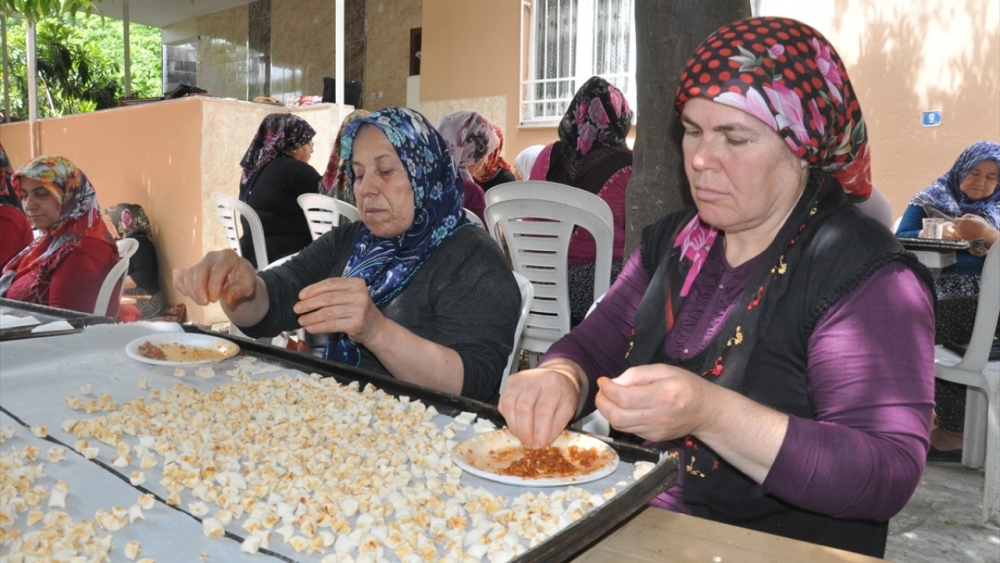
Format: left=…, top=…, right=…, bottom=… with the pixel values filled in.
left=451, top=428, right=619, bottom=487
left=125, top=333, right=240, bottom=366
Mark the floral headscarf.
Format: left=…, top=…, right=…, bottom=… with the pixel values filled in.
left=320, top=109, right=371, bottom=200
left=674, top=16, right=871, bottom=199
left=434, top=111, right=499, bottom=181
left=105, top=203, right=152, bottom=239
left=473, top=124, right=513, bottom=184
left=909, top=141, right=1000, bottom=229
left=239, top=113, right=316, bottom=201
left=558, top=76, right=633, bottom=157
left=1, top=156, right=116, bottom=298
left=325, top=107, right=471, bottom=366
left=545, top=76, right=634, bottom=194
left=0, top=143, right=19, bottom=209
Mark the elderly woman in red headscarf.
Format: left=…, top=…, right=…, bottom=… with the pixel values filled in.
left=500, top=17, right=934, bottom=558
left=238, top=113, right=321, bottom=268
left=529, top=76, right=634, bottom=325
left=1, top=156, right=119, bottom=316
left=0, top=144, right=33, bottom=267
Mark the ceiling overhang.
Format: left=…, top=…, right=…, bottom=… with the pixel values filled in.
left=84, top=0, right=256, bottom=28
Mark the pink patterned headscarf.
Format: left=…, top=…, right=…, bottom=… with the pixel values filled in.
left=434, top=111, right=499, bottom=181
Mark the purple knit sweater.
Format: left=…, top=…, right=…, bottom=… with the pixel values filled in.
left=544, top=240, right=935, bottom=522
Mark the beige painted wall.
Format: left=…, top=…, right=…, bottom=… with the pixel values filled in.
left=424, top=0, right=999, bottom=216
left=364, top=0, right=422, bottom=111
left=421, top=1, right=557, bottom=163
left=757, top=0, right=1000, bottom=218
left=1, top=98, right=346, bottom=324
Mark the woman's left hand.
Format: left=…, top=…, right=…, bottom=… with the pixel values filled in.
left=953, top=214, right=990, bottom=241
left=293, top=278, right=385, bottom=344
left=594, top=364, right=715, bottom=442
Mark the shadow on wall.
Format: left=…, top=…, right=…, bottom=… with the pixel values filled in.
left=831, top=0, right=999, bottom=209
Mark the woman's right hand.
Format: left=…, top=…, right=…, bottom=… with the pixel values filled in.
left=498, top=359, right=584, bottom=449
left=172, top=250, right=257, bottom=306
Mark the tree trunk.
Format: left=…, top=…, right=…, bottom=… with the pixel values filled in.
left=625, top=0, right=752, bottom=255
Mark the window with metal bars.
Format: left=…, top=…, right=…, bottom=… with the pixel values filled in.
left=520, top=0, right=636, bottom=126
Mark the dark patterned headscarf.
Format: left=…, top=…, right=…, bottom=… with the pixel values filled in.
left=674, top=16, right=871, bottom=199
left=434, top=111, right=499, bottom=181
left=546, top=76, right=634, bottom=194
left=238, top=113, right=316, bottom=201
left=105, top=203, right=152, bottom=239
left=473, top=124, right=513, bottom=184
left=0, top=143, right=20, bottom=209
left=909, top=141, right=1000, bottom=228
left=325, top=107, right=471, bottom=366
left=1, top=156, right=115, bottom=298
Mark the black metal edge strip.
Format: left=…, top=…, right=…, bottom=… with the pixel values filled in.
left=512, top=455, right=679, bottom=563
left=0, top=404, right=299, bottom=563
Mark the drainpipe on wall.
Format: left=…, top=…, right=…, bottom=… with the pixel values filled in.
left=27, top=20, right=37, bottom=158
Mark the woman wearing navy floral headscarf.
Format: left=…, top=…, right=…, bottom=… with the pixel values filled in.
left=896, top=140, right=1000, bottom=460
left=530, top=76, right=634, bottom=325
left=175, top=107, right=520, bottom=402
left=237, top=113, right=321, bottom=268
left=500, top=18, right=934, bottom=557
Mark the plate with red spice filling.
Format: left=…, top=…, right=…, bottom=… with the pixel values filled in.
left=125, top=333, right=239, bottom=366
left=451, top=428, right=619, bottom=486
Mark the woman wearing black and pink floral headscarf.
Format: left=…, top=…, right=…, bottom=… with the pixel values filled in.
left=237, top=113, right=321, bottom=268
left=1, top=156, right=119, bottom=316
left=105, top=203, right=166, bottom=319
left=500, top=18, right=934, bottom=557
left=530, top=76, right=634, bottom=325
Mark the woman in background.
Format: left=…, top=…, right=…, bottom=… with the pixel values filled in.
left=472, top=124, right=516, bottom=191
left=1, top=156, right=118, bottom=316
left=895, top=140, right=1000, bottom=460
left=434, top=110, right=498, bottom=224
left=0, top=144, right=33, bottom=267
left=320, top=108, right=371, bottom=204
left=529, top=76, right=633, bottom=325
left=238, top=113, right=321, bottom=268
left=105, top=203, right=166, bottom=319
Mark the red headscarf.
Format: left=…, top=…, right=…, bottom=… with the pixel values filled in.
left=674, top=16, right=871, bottom=200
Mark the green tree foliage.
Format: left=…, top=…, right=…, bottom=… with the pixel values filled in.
left=3, top=12, right=162, bottom=119
left=1, top=0, right=105, bottom=23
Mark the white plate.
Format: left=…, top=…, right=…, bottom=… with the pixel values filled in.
left=451, top=429, right=619, bottom=487
left=125, top=333, right=240, bottom=366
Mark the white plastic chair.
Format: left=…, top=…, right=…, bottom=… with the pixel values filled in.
left=93, top=238, right=139, bottom=317
left=211, top=191, right=269, bottom=269
left=484, top=181, right=614, bottom=355
left=499, top=271, right=534, bottom=393
left=297, top=193, right=360, bottom=240
left=464, top=207, right=485, bottom=229
left=934, top=242, right=1000, bottom=525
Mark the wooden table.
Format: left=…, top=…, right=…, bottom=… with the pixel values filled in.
left=574, top=507, right=885, bottom=563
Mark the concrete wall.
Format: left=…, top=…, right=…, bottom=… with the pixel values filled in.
left=364, top=0, right=421, bottom=111
left=0, top=98, right=346, bottom=324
